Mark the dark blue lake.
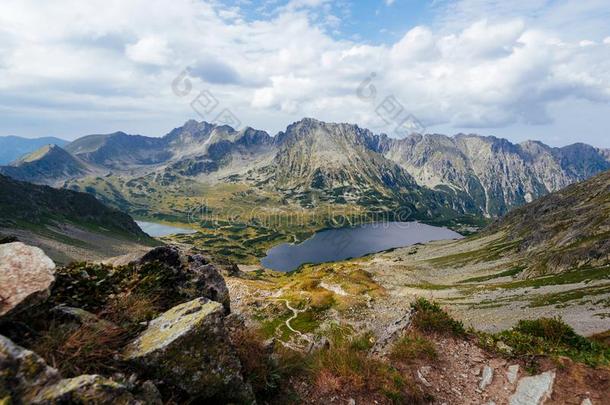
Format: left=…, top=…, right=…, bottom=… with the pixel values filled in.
left=261, top=221, right=463, bottom=272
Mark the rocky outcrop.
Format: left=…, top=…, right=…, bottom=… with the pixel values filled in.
left=0, top=242, right=55, bottom=318
left=136, top=246, right=231, bottom=312
left=0, top=334, right=157, bottom=404
left=123, top=297, right=253, bottom=402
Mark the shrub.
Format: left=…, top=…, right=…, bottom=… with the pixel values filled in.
left=513, top=317, right=589, bottom=349
left=486, top=317, right=610, bottom=367
left=410, top=298, right=465, bottom=337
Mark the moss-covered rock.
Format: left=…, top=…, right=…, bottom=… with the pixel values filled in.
left=135, top=246, right=231, bottom=312
left=28, top=375, right=138, bottom=405
left=0, top=334, right=60, bottom=401
left=123, top=297, right=253, bottom=403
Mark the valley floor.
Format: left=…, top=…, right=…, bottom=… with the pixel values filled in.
left=228, top=233, right=610, bottom=342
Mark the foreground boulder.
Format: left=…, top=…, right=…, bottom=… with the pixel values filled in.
left=0, top=334, right=60, bottom=400
left=0, top=242, right=55, bottom=318
left=0, top=334, right=157, bottom=404
left=136, top=246, right=231, bottom=312
left=123, top=297, right=253, bottom=402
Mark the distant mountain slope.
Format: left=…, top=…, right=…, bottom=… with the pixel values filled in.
left=375, top=133, right=610, bottom=216
left=65, top=131, right=170, bottom=169
left=0, top=145, right=91, bottom=185
left=0, top=135, right=68, bottom=164
left=0, top=174, right=156, bottom=263
left=483, top=168, right=610, bottom=275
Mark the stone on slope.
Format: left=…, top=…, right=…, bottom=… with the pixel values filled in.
left=0, top=242, right=55, bottom=318
left=506, top=364, right=519, bottom=384
left=123, top=297, right=253, bottom=402
left=509, top=370, right=555, bottom=405
left=479, top=365, right=494, bottom=390
left=136, top=246, right=231, bottom=312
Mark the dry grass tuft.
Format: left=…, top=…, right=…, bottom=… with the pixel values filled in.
left=32, top=320, right=129, bottom=376
left=390, top=332, right=437, bottom=364
left=309, top=332, right=428, bottom=403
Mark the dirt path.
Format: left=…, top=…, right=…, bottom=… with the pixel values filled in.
left=276, top=299, right=312, bottom=343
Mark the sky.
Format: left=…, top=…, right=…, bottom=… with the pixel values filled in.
left=0, top=0, right=609, bottom=147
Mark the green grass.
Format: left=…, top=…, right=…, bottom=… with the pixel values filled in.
left=426, top=240, right=519, bottom=267
left=461, top=266, right=525, bottom=283
left=528, top=284, right=610, bottom=307
left=490, top=266, right=610, bottom=290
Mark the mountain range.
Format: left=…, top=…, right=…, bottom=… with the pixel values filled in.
left=1, top=118, right=609, bottom=222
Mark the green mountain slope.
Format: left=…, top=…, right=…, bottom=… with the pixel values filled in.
left=0, top=174, right=157, bottom=263
left=0, top=135, right=68, bottom=164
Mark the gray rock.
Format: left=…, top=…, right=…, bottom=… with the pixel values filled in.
left=51, top=305, right=117, bottom=330
left=0, top=242, right=55, bottom=318
left=509, top=370, right=556, bottom=405
left=506, top=364, right=520, bottom=384
left=479, top=365, right=494, bottom=390
left=136, top=246, right=231, bottom=312
left=123, top=297, right=253, bottom=402
left=496, top=341, right=514, bottom=355
left=417, top=367, right=432, bottom=387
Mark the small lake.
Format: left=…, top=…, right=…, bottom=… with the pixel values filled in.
left=136, top=221, right=197, bottom=237
left=261, top=222, right=462, bottom=272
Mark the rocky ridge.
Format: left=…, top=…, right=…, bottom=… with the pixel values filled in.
left=2, top=119, right=608, bottom=220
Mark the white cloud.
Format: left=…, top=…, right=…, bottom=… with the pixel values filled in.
left=125, top=36, right=171, bottom=65
left=0, top=0, right=609, bottom=146
left=385, top=0, right=396, bottom=6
